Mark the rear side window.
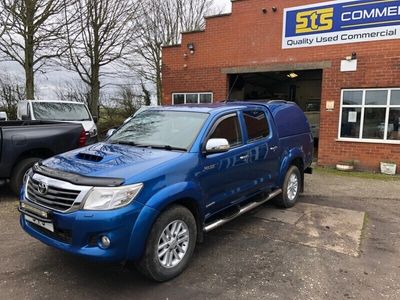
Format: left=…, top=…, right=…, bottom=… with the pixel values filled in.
left=244, top=111, right=269, bottom=141
left=210, top=115, right=242, bottom=147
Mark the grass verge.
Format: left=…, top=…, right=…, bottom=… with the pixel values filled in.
left=314, top=166, right=400, bottom=181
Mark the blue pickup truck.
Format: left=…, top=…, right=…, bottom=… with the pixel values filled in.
left=19, top=101, right=313, bottom=281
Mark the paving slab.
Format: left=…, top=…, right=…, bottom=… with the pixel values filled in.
left=288, top=202, right=365, bottom=257
left=248, top=202, right=365, bottom=257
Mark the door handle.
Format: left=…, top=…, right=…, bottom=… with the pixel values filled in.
left=270, top=146, right=278, bottom=151
left=240, top=155, right=249, bottom=160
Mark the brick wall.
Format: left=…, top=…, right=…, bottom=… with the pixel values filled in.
left=162, top=0, right=400, bottom=171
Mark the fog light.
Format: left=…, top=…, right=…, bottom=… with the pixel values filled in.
left=100, top=235, right=111, bottom=249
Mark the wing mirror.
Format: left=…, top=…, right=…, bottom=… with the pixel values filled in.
left=106, top=128, right=117, bottom=138
left=205, top=138, right=230, bottom=154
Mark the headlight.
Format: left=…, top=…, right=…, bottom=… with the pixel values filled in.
left=83, top=183, right=143, bottom=210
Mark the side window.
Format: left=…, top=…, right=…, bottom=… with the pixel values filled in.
left=243, top=110, right=269, bottom=141
left=209, top=115, right=242, bottom=147
left=18, top=102, right=29, bottom=117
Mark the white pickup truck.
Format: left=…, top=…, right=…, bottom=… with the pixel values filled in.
left=17, top=100, right=98, bottom=144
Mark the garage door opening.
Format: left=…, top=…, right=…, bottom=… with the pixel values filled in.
left=228, top=69, right=322, bottom=158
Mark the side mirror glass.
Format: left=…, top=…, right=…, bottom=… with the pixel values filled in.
left=205, top=138, right=230, bottom=154
left=93, top=116, right=98, bottom=123
left=106, top=128, right=117, bottom=138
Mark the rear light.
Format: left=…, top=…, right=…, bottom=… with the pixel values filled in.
left=78, top=130, right=87, bottom=147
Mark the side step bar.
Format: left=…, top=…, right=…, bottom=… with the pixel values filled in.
left=204, top=189, right=282, bottom=233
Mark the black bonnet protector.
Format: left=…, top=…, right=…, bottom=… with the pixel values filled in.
left=33, top=163, right=125, bottom=187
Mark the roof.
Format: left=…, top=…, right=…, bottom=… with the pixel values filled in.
left=145, top=100, right=293, bottom=114
left=21, top=100, right=86, bottom=105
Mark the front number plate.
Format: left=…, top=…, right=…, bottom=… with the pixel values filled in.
left=25, top=215, right=54, bottom=232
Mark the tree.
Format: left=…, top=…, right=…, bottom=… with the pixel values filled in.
left=132, top=0, right=215, bottom=105
left=64, top=0, right=139, bottom=117
left=0, top=0, right=73, bottom=100
left=114, top=85, right=144, bottom=117
left=0, top=74, right=25, bottom=119
left=55, top=80, right=90, bottom=103
left=141, top=81, right=151, bottom=106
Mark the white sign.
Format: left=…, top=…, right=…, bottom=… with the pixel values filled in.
left=348, top=111, right=357, bottom=123
left=283, top=0, right=400, bottom=49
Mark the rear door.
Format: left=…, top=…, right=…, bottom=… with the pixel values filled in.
left=242, top=109, right=281, bottom=192
left=198, top=112, right=251, bottom=216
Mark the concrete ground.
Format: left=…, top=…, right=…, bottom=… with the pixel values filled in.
left=0, top=172, right=400, bottom=300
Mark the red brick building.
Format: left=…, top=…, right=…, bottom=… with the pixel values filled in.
left=162, top=0, right=400, bottom=171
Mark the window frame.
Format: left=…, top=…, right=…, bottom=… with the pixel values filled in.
left=338, top=88, right=400, bottom=144
left=172, top=92, right=213, bottom=105
left=242, top=110, right=271, bottom=143
left=202, top=112, right=244, bottom=153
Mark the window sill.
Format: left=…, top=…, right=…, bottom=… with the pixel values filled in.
left=336, top=138, right=400, bottom=145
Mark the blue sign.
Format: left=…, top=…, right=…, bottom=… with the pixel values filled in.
left=283, top=0, right=400, bottom=48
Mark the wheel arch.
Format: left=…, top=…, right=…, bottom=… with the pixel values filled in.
left=290, top=157, right=304, bottom=192
left=12, top=148, right=54, bottom=172
left=278, top=148, right=305, bottom=192
left=126, top=182, right=205, bottom=261
left=166, top=198, right=204, bottom=243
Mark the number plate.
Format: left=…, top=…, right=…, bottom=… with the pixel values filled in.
left=25, top=215, right=54, bottom=232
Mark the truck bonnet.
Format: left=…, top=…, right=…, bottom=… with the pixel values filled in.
left=41, top=142, right=183, bottom=181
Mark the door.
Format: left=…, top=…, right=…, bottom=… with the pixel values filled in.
left=198, top=113, right=251, bottom=216
left=242, top=109, right=281, bottom=192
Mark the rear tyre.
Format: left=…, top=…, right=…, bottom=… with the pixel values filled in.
left=10, top=157, right=40, bottom=195
left=275, top=165, right=301, bottom=208
left=135, top=205, right=197, bottom=282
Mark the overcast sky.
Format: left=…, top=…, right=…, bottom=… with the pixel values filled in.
left=214, top=0, right=232, bottom=13
left=0, top=0, right=233, bottom=100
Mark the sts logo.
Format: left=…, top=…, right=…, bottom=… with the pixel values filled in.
left=296, top=8, right=334, bottom=34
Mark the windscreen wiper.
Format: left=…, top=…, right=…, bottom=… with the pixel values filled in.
left=147, top=145, right=187, bottom=152
left=111, top=141, right=186, bottom=151
left=110, top=141, right=138, bottom=146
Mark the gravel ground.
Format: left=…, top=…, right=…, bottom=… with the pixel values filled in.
left=0, top=172, right=399, bottom=300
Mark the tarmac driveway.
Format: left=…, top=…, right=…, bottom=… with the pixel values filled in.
left=0, top=172, right=399, bottom=299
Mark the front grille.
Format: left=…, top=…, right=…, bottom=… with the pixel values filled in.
left=27, top=177, right=81, bottom=212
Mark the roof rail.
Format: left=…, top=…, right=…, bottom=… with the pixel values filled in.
left=222, top=99, right=290, bottom=104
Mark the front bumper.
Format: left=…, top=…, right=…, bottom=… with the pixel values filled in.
left=19, top=200, right=149, bottom=262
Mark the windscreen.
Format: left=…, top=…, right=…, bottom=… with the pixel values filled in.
left=108, top=110, right=209, bottom=150
left=32, top=102, right=91, bottom=121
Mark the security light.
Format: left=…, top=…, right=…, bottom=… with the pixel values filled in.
left=287, top=72, right=299, bottom=79
left=187, top=43, right=195, bottom=54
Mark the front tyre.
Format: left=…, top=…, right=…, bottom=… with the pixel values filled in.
left=275, top=165, right=301, bottom=208
left=136, top=205, right=197, bottom=282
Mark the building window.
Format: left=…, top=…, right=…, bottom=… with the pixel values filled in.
left=339, top=88, right=400, bottom=142
left=172, top=93, right=213, bottom=105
